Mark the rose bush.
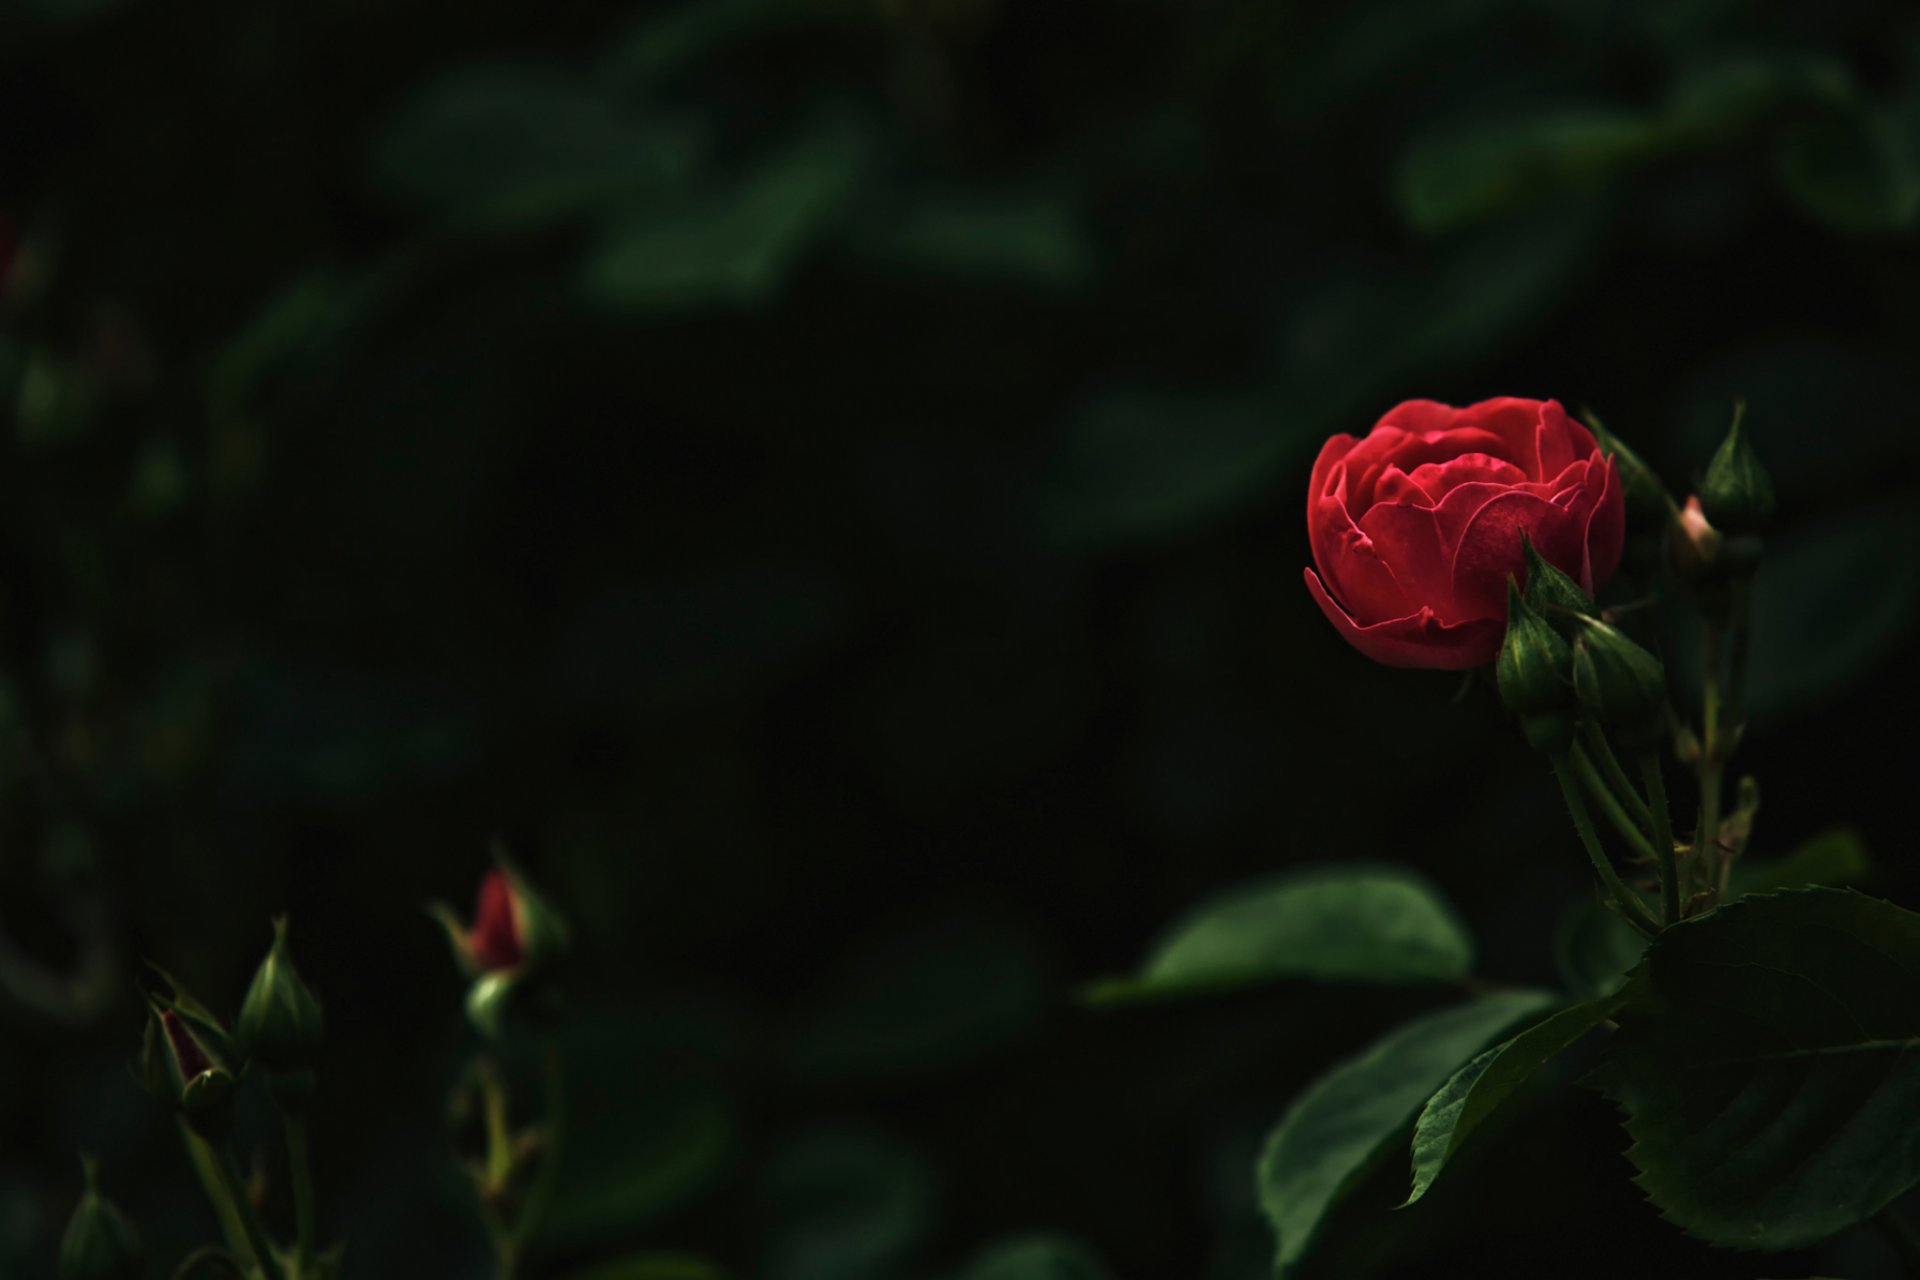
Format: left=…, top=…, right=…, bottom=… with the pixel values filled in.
left=1304, top=397, right=1624, bottom=668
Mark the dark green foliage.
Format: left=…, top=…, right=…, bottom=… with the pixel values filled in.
left=1595, top=889, right=1920, bottom=1249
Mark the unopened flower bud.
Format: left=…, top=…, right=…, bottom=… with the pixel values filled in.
left=1571, top=617, right=1667, bottom=749
left=1497, top=578, right=1574, bottom=752
left=59, top=1159, right=144, bottom=1280
left=238, top=917, right=325, bottom=1077
left=135, top=969, right=239, bottom=1137
left=1520, top=536, right=1595, bottom=632
left=1668, top=495, right=1723, bottom=583
left=433, top=858, right=570, bottom=980
left=1699, top=402, right=1775, bottom=535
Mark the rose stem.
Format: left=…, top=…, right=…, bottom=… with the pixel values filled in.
left=283, top=1110, right=318, bottom=1275
left=1640, top=752, right=1680, bottom=928
left=509, top=1039, right=567, bottom=1263
left=1553, top=754, right=1660, bottom=936
left=1700, top=616, right=1728, bottom=901
left=1569, top=743, right=1660, bottom=865
left=178, top=1120, right=252, bottom=1262
left=217, top=1141, right=287, bottom=1280
left=1579, top=722, right=1652, bottom=831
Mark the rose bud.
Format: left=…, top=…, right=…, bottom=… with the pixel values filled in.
left=58, top=1159, right=144, bottom=1280
left=1304, top=398, right=1625, bottom=669
left=237, top=917, right=325, bottom=1099
left=1519, top=534, right=1595, bottom=631
left=1496, top=578, right=1575, bottom=753
left=1699, top=403, right=1775, bottom=536
left=1667, top=495, right=1723, bottom=583
left=1570, top=617, right=1668, bottom=750
left=433, top=862, right=570, bottom=978
left=134, top=967, right=240, bottom=1136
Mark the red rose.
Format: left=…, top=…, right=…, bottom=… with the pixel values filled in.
left=467, top=869, right=526, bottom=973
left=1303, top=397, right=1624, bottom=669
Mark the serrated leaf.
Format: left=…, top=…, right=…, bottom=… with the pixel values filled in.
left=1404, top=995, right=1621, bottom=1205
left=954, top=1233, right=1112, bottom=1280
left=1730, top=826, right=1870, bottom=897
left=1085, top=865, right=1475, bottom=1007
left=1257, top=990, right=1556, bottom=1276
left=1595, top=888, right=1920, bottom=1249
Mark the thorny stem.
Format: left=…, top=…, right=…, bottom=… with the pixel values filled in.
left=282, top=1112, right=318, bottom=1276
left=509, top=1040, right=567, bottom=1259
left=216, top=1142, right=286, bottom=1280
left=179, top=1121, right=253, bottom=1265
left=1553, top=754, right=1660, bottom=937
left=1641, top=753, right=1680, bottom=928
left=1579, top=722, right=1652, bottom=832
left=1570, top=743, right=1661, bottom=866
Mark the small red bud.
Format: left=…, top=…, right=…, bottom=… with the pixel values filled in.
left=160, top=1009, right=214, bottom=1080
left=468, top=870, right=525, bottom=973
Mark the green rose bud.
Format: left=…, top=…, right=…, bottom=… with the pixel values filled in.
left=1571, top=617, right=1668, bottom=749
left=135, top=968, right=239, bottom=1139
left=1520, top=535, right=1595, bottom=631
left=59, top=1159, right=144, bottom=1280
left=237, top=917, right=325, bottom=1077
left=1699, top=401, right=1775, bottom=535
left=1497, top=577, right=1575, bottom=752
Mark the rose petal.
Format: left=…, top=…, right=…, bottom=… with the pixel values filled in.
left=1358, top=500, right=1457, bottom=619
left=1373, top=465, right=1432, bottom=507
left=1533, top=400, right=1591, bottom=479
left=1445, top=488, right=1586, bottom=622
left=1310, top=492, right=1413, bottom=623
left=1408, top=453, right=1529, bottom=503
left=1308, top=433, right=1360, bottom=502
left=1581, top=456, right=1625, bottom=591
left=1305, top=567, right=1506, bottom=669
left=1345, top=428, right=1508, bottom=509
left=1450, top=397, right=1550, bottom=477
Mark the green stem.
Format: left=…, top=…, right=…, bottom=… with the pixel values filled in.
left=282, top=1113, right=317, bottom=1276
left=1726, top=575, right=1752, bottom=733
left=510, top=1040, right=567, bottom=1257
left=473, top=1057, right=519, bottom=1280
left=1701, top=618, right=1729, bottom=900
left=1579, top=722, right=1652, bottom=831
left=1553, top=754, right=1660, bottom=936
left=178, top=1122, right=253, bottom=1264
left=216, top=1144, right=286, bottom=1280
left=1570, top=743, right=1661, bottom=866
left=1641, top=753, right=1680, bottom=928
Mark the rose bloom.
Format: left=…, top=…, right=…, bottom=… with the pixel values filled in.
left=1304, top=397, right=1624, bottom=669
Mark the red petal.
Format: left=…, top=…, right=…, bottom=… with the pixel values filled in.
left=1445, top=489, right=1586, bottom=622
left=1310, top=492, right=1413, bottom=623
left=1305, top=568, right=1505, bottom=669
left=1581, top=456, right=1625, bottom=591
left=468, top=870, right=525, bottom=973
left=1408, top=453, right=1528, bottom=503
left=1358, top=500, right=1456, bottom=620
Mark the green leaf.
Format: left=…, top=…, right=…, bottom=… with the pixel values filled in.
left=579, top=114, right=865, bottom=313
left=1404, top=995, right=1621, bottom=1205
left=953, top=1234, right=1113, bottom=1280
left=757, top=1129, right=936, bottom=1280
left=1393, top=108, right=1663, bottom=234
left=566, top=1256, right=730, bottom=1280
left=848, top=188, right=1095, bottom=292
left=597, top=0, right=816, bottom=95
left=1086, top=865, right=1475, bottom=1007
left=372, top=66, right=700, bottom=229
left=1730, top=826, right=1870, bottom=897
left=1553, top=900, right=1648, bottom=1002
left=1256, top=990, right=1556, bottom=1276
left=1775, top=106, right=1920, bottom=234
left=1594, top=888, right=1920, bottom=1249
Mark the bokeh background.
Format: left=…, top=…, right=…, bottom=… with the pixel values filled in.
left=3, top=0, right=1920, bottom=1276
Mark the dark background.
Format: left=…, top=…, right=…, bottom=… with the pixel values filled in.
left=3, top=0, right=1919, bottom=1276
